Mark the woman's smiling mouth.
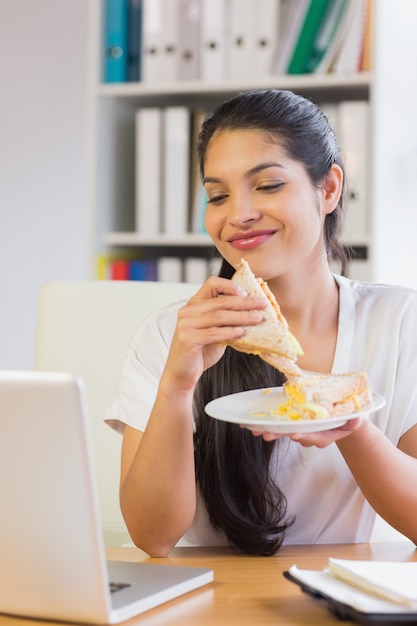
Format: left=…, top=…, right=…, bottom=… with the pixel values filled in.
left=227, top=230, right=277, bottom=250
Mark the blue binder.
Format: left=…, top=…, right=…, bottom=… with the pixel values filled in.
left=104, top=0, right=129, bottom=82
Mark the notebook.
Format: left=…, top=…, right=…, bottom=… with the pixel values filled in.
left=0, top=370, right=213, bottom=624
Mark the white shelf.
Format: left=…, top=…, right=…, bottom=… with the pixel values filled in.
left=104, top=232, right=213, bottom=247
left=97, top=72, right=372, bottom=101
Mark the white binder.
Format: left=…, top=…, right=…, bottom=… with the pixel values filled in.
left=157, top=257, right=183, bottom=281
left=162, top=106, right=191, bottom=235
left=253, top=0, right=282, bottom=77
left=228, top=0, right=255, bottom=79
left=135, top=107, right=162, bottom=235
left=200, top=0, right=228, bottom=81
left=141, top=0, right=164, bottom=82
left=178, top=0, right=201, bottom=80
left=337, top=100, right=369, bottom=242
left=159, top=0, right=181, bottom=82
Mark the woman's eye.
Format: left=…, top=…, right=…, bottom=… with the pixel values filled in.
left=207, top=194, right=228, bottom=205
left=257, top=182, right=283, bottom=192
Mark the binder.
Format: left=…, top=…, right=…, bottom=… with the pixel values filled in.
left=104, top=0, right=129, bottom=82
left=337, top=100, right=369, bottom=242
left=253, top=0, right=282, bottom=77
left=319, top=101, right=339, bottom=136
left=287, top=0, right=332, bottom=74
left=305, top=0, right=348, bottom=73
left=228, top=0, right=255, bottom=79
left=272, top=0, right=310, bottom=75
left=135, top=107, right=163, bottom=235
left=159, top=0, right=181, bottom=82
left=178, top=0, right=201, bottom=80
left=162, top=106, right=191, bottom=236
left=184, top=257, right=208, bottom=283
left=199, top=0, right=227, bottom=81
left=130, top=260, right=157, bottom=280
left=157, top=257, right=183, bottom=282
left=141, top=0, right=164, bottom=82
left=127, top=0, right=143, bottom=81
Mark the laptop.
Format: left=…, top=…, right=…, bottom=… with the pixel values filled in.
left=0, top=370, right=213, bottom=624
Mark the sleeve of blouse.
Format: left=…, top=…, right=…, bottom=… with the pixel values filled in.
left=105, top=305, right=178, bottom=434
left=396, top=291, right=417, bottom=436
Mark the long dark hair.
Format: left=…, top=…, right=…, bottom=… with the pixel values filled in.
left=193, top=90, right=346, bottom=555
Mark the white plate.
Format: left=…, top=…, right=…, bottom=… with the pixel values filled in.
left=204, top=387, right=386, bottom=434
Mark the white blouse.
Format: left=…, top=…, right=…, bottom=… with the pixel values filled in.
left=106, top=275, right=417, bottom=546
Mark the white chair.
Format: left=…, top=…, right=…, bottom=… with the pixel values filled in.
left=34, top=279, right=198, bottom=546
left=34, top=279, right=408, bottom=546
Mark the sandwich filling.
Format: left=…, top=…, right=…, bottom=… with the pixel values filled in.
left=227, top=259, right=373, bottom=421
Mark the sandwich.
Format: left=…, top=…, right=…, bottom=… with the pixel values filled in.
left=227, top=259, right=372, bottom=421
left=281, top=370, right=372, bottom=419
left=226, top=258, right=303, bottom=377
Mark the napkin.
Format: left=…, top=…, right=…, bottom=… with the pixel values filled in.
left=326, top=558, right=417, bottom=608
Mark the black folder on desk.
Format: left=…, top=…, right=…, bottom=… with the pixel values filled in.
left=284, top=559, right=417, bottom=625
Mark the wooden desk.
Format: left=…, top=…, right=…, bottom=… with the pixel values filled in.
left=1, top=542, right=415, bottom=626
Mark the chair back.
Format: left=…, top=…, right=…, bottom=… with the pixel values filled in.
left=34, top=280, right=198, bottom=545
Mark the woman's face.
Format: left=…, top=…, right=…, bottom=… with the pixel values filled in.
left=203, top=129, right=336, bottom=281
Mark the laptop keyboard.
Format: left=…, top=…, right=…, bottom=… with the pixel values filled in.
left=109, top=582, right=131, bottom=593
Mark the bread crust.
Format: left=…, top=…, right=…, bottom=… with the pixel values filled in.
left=227, top=259, right=303, bottom=371
left=284, top=371, right=372, bottom=417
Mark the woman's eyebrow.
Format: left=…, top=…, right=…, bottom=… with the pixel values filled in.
left=203, top=162, right=284, bottom=185
left=244, top=162, right=285, bottom=178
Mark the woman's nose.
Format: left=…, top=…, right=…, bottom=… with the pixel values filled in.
left=227, top=192, right=261, bottom=225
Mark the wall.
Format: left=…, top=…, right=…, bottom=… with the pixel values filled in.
left=371, top=0, right=417, bottom=288
left=0, top=0, right=90, bottom=369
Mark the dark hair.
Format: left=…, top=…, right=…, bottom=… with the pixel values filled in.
left=198, top=88, right=349, bottom=274
left=193, top=90, right=347, bottom=555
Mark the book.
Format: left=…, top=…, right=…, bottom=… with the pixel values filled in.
left=162, top=106, right=191, bottom=236
left=315, top=0, right=367, bottom=74
left=104, top=0, right=129, bottom=82
left=287, top=0, right=332, bottom=74
left=135, top=107, right=163, bottom=235
left=359, top=0, right=373, bottom=71
left=331, top=0, right=368, bottom=73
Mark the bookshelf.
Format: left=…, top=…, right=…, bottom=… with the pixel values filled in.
left=88, top=0, right=417, bottom=286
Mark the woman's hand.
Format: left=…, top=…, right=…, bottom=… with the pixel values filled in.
left=161, top=276, right=266, bottom=393
left=247, top=417, right=363, bottom=448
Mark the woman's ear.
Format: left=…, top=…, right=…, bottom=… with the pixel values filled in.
left=321, top=164, right=343, bottom=215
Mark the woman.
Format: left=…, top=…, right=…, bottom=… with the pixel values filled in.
left=107, top=89, right=417, bottom=556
